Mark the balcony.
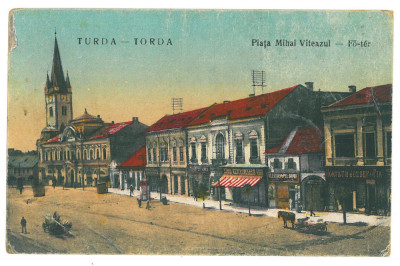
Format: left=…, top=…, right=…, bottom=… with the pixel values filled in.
left=212, top=158, right=227, bottom=166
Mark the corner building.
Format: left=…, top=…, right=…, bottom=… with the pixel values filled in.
left=322, top=84, right=392, bottom=215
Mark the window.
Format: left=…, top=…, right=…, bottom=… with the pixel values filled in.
left=201, top=143, right=207, bottom=161
left=153, top=148, right=157, bottom=162
left=179, top=147, right=184, bottom=162
left=364, top=133, right=376, bottom=158
left=387, top=132, right=392, bottom=158
left=236, top=140, right=243, bottom=158
left=273, top=158, right=282, bottom=169
left=287, top=158, right=295, bottom=169
left=49, top=107, right=53, bottom=117
left=103, top=148, right=107, bottom=160
left=160, top=147, right=168, bottom=162
left=148, top=148, right=152, bottom=162
left=335, top=134, right=355, bottom=157
left=62, top=106, right=67, bottom=116
left=173, top=147, right=177, bottom=162
left=96, top=149, right=100, bottom=159
left=90, top=150, right=93, bottom=160
left=83, top=150, right=87, bottom=160
left=60, top=151, right=63, bottom=160
left=191, top=143, right=197, bottom=160
left=215, top=133, right=224, bottom=159
left=250, top=139, right=258, bottom=158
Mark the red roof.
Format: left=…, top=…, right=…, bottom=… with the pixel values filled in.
left=118, top=147, right=146, bottom=168
left=326, top=84, right=392, bottom=109
left=188, top=85, right=299, bottom=126
left=266, top=126, right=324, bottom=155
left=90, top=121, right=133, bottom=140
left=47, top=134, right=61, bottom=143
left=145, top=107, right=210, bottom=133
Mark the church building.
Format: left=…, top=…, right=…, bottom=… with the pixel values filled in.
left=37, top=33, right=148, bottom=187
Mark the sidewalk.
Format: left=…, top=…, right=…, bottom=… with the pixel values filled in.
left=108, top=188, right=390, bottom=227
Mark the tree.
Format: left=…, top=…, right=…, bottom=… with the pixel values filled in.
left=242, top=184, right=253, bottom=216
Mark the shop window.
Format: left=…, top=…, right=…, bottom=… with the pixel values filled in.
left=364, top=133, right=376, bottom=158
left=386, top=131, right=392, bottom=158
left=335, top=134, right=355, bottom=157
left=215, top=133, right=225, bottom=159
left=173, top=147, right=177, bottom=162
left=179, top=147, right=184, bottom=162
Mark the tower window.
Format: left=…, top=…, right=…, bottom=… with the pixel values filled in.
left=49, top=107, right=53, bottom=117
left=62, top=106, right=67, bottom=116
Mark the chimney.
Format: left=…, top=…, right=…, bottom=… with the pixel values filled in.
left=305, top=82, right=314, bottom=91
left=348, top=85, right=356, bottom=93
left=111, top=121, right=114, bottom=124
left=132, top=117, right=138, bottom=123
left=97, top=115, right=100, bottom=118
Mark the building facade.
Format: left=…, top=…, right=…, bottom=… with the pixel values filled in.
left=7, top=149, right=39, bottom=187
left=145, top=108, right=209, bottom=196
left=37, top=33, right=148, bottom=187
left=322, top=84, right=392, bottom=215
left=115, top=146, right=146, bottom=191
left=266, top=126, right=325, bottom=211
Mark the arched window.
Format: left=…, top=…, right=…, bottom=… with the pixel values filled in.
left=96, top=149, right=100, bottom=159
left=67, top=150, right=70, bottom=160
left=84, top=150, right=87, bottom=160
left=103, top=148, right=107, bottom=160
left=249, top=130, right=259, bottom=159
left=90, top=150, right=94, bottom=160
left=215, top=133, right=225, bottom=159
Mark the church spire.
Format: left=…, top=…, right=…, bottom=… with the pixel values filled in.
left=65, top=70, right=71, bottom=89
left=50, top=31, right=66, bottom=91
left=45, top=71, right=52, bottom=90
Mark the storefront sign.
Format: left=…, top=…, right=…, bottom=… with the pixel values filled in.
left=269, top=173, right=299, bottom=182
left=223, top=168, right=264, bottom=176
left=325, top=167, right=389, bottom=179
left=188, top=165, right=210, bottom=174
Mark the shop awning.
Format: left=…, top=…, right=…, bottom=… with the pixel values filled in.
left=213, top=176, right=262, bottom=188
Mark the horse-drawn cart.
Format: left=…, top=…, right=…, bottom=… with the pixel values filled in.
left=295, top=217, right=327, bottom=232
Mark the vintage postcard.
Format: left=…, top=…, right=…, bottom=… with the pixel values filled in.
left=6, top=9, right=393, bottom=256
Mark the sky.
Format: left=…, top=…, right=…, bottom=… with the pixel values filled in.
left=7, top=9, right=393, bottom=151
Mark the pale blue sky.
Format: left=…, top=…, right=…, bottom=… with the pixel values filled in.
left=8, top=9, right=393, bottom=150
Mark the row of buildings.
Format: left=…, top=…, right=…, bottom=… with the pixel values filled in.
left=10, top=34, right=391, bottom=216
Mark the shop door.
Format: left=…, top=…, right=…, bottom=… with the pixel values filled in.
left=306, top=183, right=325, bottom=212
left=174, top=176, right=179, bottom=194
left=277, top=185, right=289, bottom=209
left=367, top=183, right=376, bottom=214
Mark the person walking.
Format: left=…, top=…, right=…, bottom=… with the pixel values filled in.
left=20, top=217, right=27, bottom=234
left=19, top=185, right=23, bottom=195
left=146, top=200, right=150, bottom=210
left=129, top=185, right=134, bottom=197
left=137, top=198, right=142, bottom=208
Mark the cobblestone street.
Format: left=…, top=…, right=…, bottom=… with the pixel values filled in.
left=6, top=186, right=390, bottom=256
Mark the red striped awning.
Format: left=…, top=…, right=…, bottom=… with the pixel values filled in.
left=214, top=176, right=262, bottom=188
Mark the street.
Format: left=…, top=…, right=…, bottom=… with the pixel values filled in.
left=6, top=186, right=390, bottom=256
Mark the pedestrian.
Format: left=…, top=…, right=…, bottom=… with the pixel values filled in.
left=130, top=185, right=134, bottom=197
left=289, top=198, right=293, bottom=211
left=53, top=180, right=56, bottom=189
left=20, top=217, right=27, bottom=234
left=137, top=198, right=142, bottom=208
left=19, top=186, right=23, bottom=194
left=146, top=200, right=150, bottom=210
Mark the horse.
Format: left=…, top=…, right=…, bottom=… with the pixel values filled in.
left=278, top=211, right=296, bottom=228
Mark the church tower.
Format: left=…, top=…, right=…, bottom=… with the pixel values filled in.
left=42, top=31, right=73, bottom=140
